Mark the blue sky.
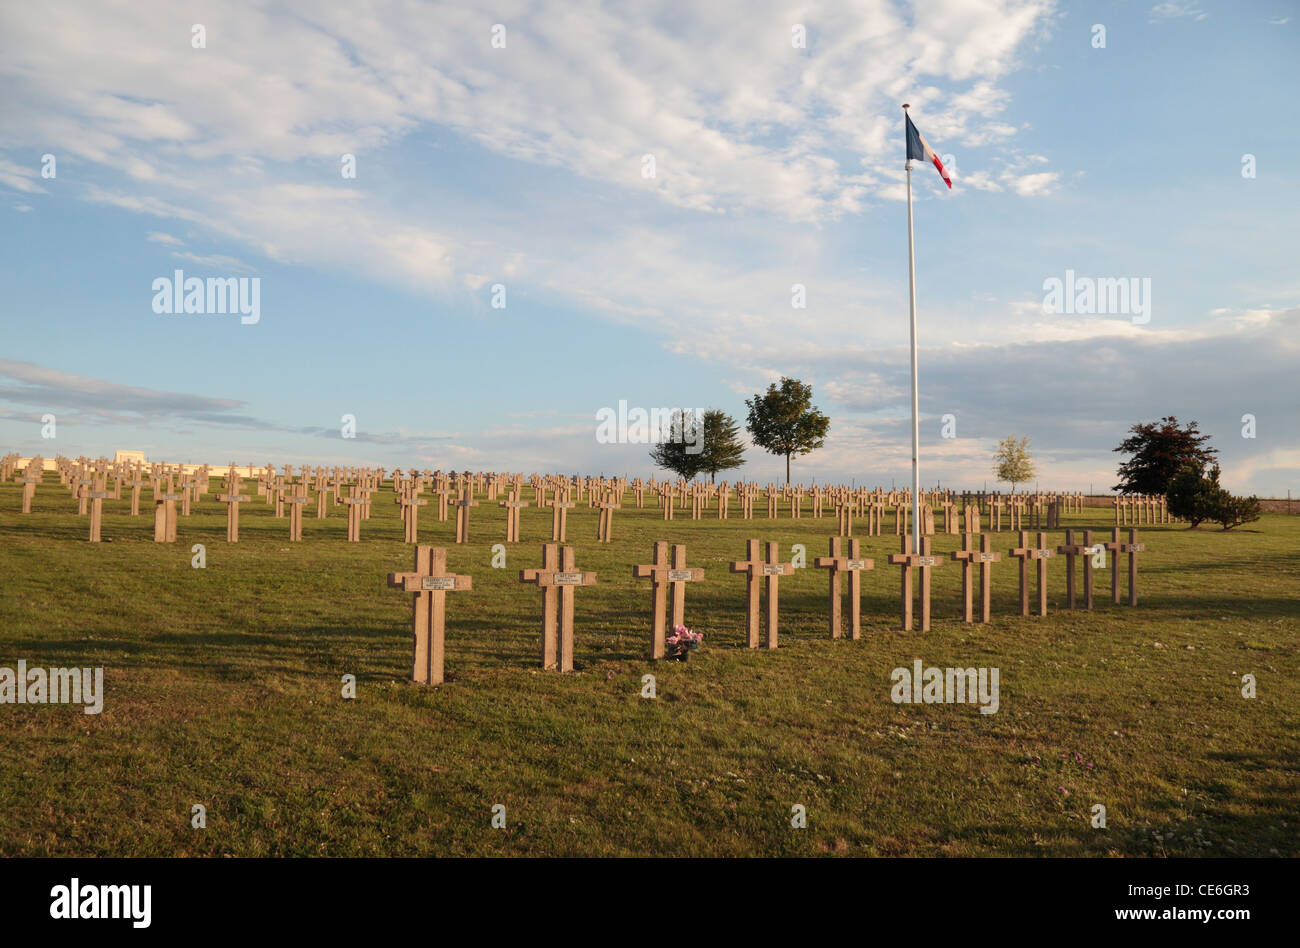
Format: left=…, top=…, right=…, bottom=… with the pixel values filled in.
left=1, top=0, right=1297, bottom=493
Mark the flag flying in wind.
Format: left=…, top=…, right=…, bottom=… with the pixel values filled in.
left=905, top=113, right=952, bottom=188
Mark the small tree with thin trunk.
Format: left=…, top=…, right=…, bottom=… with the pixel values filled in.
left=698, top=409, right=746, bottom=483
left=648, top=410, right=707, bottom=480
left=744, top=377, right=830, bottom=485
left=993, top=436, right=1035, bottom=492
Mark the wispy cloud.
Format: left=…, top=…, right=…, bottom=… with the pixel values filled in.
left=1149, top=3, right=1208, bottom=22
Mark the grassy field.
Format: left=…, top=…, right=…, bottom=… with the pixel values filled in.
left=1, top=475, right=1296, bottom=857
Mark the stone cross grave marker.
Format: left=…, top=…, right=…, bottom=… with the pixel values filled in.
left=729, top=540, right=794, bottom=649
left=405, top=487, right=430, bottom=544
left=1056, top=528, right=1095, bottom=610
left=835, top=501, right=852, bottom=537
left=343, top=486, right=365, bottom=542
left=519, top=544, right=597, bottom=672
left=128, top=476, right=145, bottom=516
left=217, top=486, right=250, bottom=542
left=453, top=488, right=478, bottom=543
left=18, top=472, right=40, bottom=514
left=633, top=541, right=705, bottom=659
left=815, top=536, right=874, bottom=640
left=1103, top=527, right=1144, bottom=606
left=1009, top=531, right=1054, bottom=617
left=86, top=477, right=109, bottom=542
left=952, top=532, right=1001, bottom=623
left=387, top=545, right=473, bottom=685
left=547, top=491, right=573, bottom=542
left=596, top=492, right=620, bottom=542
left=286, top=483, right=309, bottom=542
left=153, top=478, right=180, bottom=543
left=888, top=535, right=942, bottom=631
left=498, top=489, right=527, bottom=543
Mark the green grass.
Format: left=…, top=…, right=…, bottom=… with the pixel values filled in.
left=1, top=476, right=1296, bottom=856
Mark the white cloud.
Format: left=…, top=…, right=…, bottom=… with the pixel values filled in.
left=1149, top=3, right=1208, bottom=22
left=0, top=157, right=46, bottom=194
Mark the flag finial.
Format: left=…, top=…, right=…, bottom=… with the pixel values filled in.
left=902, top=103, right=910, bottom=110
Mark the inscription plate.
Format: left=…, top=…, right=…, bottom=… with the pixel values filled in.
left=421, top=576, right=458, bottom=591
left=762, top=564, right=786, bottom=575
left=667, top=569, right=696, bottom=581
left=847, top=559, right=870, bottom=570
left=553, top=572, right=585, bottom=585
left=977, top=552, right=999, bottom=562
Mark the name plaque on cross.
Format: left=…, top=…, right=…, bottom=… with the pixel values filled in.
left=914, top=556, right=937, bottom=567
left=978, top=552, right=998, bottom=562
left=158, top=494, right=180, bottom=501
left=553, top=572, right=585, bottom=585
left=1033, top=549, right=1054, bottom=559
left=421, top=576, right=459, bottom=591
left=666, top=569, right=694, bottom=581
left=1128, top=543, right=1145, bottom=552
left=846, top=559, right=869, bottom=570
left=88, top=491, right=109, bottom=499
left=762, top=564, right=786, bottom=575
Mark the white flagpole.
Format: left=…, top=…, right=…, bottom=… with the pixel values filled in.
left=904, top=104, right=921, bottom=554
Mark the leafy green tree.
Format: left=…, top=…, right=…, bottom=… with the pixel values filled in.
left=992, top=436, right=1035, bottom=491
left=698, top=409, right=746, bottom=483
left=648, top=409, right=707, bottom=480
left=1113, top=416, right=1217, bottom=495
left=744, top=377, right=830, bottom=485
left=1213, top=494, right=1262, bottom=531
left=1166, top=463, right=1261, bottom=530
left=1166, top=464, right=1222, bottom=528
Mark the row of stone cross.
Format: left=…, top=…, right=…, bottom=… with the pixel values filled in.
left=19, top=461, right=1156, bottom=549
left=386, top=528, right=1147, bottom=685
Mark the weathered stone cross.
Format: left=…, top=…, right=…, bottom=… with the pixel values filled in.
left=519, top=543, right=597, bottom=672
left=1102, top=527, right=1144, bottom=606
left=1009, top=530, right=1054, bottom=616
left=1056, top=528, right=1096, bottom=610
left=815, top=536, right=874, bottom=639
left=729, top=540, right=794, bottom=649
left=888, top=535, right=942, bottom=631
left=387, top=545, right=473, bottom=685
left=453, top=488, right=478, bottom=543
left=153, top=478, right=180, bottom=543
left=596, top=492, right=620, bottom=542
left=633, top=541, right=705, bottom=659
left=498, top=488, right=528, bottom=543
left=217, top=483, right=251, bottom=542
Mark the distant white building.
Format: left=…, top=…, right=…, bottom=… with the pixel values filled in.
left=113, top=450, right=147, bottom=465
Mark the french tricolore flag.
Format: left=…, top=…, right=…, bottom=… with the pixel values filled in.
left=905, top=113, right=952, bottom=188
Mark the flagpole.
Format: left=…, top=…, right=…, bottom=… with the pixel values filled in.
left=904, top=104, right=921, bottom=554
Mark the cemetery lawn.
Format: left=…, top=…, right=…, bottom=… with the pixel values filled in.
left=1, top=478, right=1297, bottom=857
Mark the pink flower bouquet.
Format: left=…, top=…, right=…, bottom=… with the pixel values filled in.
left=665, top=624, right=704, bottom=660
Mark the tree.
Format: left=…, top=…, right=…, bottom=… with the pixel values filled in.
left=744, top=377, right=830, bottom=485
left=697, top=409, right=746, bottom=483
left=992, top=436, right=1035, bottom=491
left=1168, top=464, right=1262, bottom=530
left=1213, top=494, right=1262, bottom=531
left=1166, top=464, right=1221, bottom=528
left=1113, top=416, right=1217, bottom=495
left=648, top=409, right=707, bottom=480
